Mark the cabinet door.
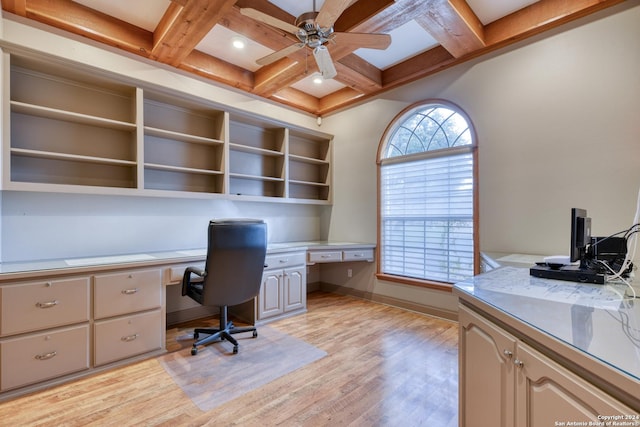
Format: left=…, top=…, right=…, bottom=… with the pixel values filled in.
left=514, top=342, right=635, bottom=427
left=458, top=305, right=517, bottom=427
left=284, top=266, right=305, bottom=312
left=258, top=270, right=283, bottom=319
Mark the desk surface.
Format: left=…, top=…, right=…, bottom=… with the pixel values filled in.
left=454, top=266, right=640, bottom=390
left=0, top=241, right=375, bottom=281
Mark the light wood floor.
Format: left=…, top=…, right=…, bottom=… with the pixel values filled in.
left=0, top=292, right=459, bottom=426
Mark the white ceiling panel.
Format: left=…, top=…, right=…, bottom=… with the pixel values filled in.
left=354, top=20, right=439, bottom=70
left=467, top=0, right=540, bottom=25
left=74, top=0, right=169, bottom=32
left=290, top=72, right=346, bottom=98
left=196, top=26, right=273, bottom=72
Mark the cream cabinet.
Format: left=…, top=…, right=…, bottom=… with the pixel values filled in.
left=93, top=269, right=162, bottom=366
left=0, top=276, right=91, bottom=391
left=0, top=267, right=163, bottom=398
left=458, top=304, right=635, bottom=427
left=2, top=53, right=333, bottom=204
left=258, top=251, right=307, bottom=322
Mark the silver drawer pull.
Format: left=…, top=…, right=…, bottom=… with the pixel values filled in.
left=321, top=255, right=332, bottom=258
left=36, top=300, right=59, bottom=309
left=514, top=359, right=524, bottom=368
left=121, top=334, right=139, bottom=342
left=353, top=254, right=363, bottom=257
left=121, top=288, right=139, bottom=295
left=503, top=349, right=513, bottom=358
left=35, top=351, right=57, bottom=361
left=279, top=259, right=288, bottom=263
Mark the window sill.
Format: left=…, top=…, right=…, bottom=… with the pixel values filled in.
left=375, top=273, right=453, bottom=292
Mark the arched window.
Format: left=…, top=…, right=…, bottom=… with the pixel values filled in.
left=377, top=100, right=478, bottom=288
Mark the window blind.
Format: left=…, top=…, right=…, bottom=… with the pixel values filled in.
left=380, top=152, right=474, bottom=283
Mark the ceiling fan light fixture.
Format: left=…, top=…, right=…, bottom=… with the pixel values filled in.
left=313, top=74, right=323, bottom=84
left=313, top=46, right=337, bottom=80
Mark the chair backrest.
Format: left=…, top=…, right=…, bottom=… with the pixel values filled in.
left=201, top=219, right=267, bottom=307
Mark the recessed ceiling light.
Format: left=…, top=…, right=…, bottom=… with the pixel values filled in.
left=231, top=36, right=246, bottom=49
left=313, top=75, right=323, bottom=84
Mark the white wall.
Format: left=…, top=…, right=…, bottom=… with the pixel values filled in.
left=0, top=192, right=324, bottom=262
left=322, top=2, right=640, bottom=313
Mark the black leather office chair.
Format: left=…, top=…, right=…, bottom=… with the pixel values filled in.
left=182, top=219, right=267, bottom=355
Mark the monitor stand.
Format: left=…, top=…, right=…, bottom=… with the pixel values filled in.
left=529, top=264, right=605, bottom=284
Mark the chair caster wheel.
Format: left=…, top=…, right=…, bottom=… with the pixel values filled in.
left=253, top=330, right=258, bottom=338
left=191, top=347, right=198, bottom=356
left=233, top=346, right=238, bottom=354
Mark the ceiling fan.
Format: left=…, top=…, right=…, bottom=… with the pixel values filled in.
left=240, top=0, right=392, bottom=80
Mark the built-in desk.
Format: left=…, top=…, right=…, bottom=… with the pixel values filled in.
left=0, top=241, right=374, bottom=400
left=454, top=267, right=639, bottom=425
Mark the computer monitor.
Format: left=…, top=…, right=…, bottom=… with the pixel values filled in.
left=570, top=208, right=591, bottom=269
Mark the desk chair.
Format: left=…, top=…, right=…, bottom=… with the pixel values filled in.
left=182, top=219, right=267, bottom=355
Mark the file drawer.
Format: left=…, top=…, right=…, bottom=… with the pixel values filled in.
left=307, top=251, right=342, bottom=263
left=343, top=249, right=374, bottom=262
left=93, top=269, right=161, bottom=319
left=94, top=309, right=162, bottom=366
left=0, top=324, right=90, bottom=391
left=0, top=277, right=90, bottom=337
left=264, top=252, right=306, bottom=270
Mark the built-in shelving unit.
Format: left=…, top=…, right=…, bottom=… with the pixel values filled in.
left=228, top=115, right=286, bottom=199
left=143, top=94, right=225, bottom=194
left=2, top=53, right=332, bottom=204
left=288, top=130, right=331, bottom=201
left=7, top=56, right=138, bottom=189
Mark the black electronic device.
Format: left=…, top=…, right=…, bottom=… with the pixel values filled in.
left=530, top=208, right=606, bottom=284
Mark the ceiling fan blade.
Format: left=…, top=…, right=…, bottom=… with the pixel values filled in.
left=316, top=0, right=353, bottom=29
left=313, top=46, right=337, bottom=79
left=332, top=32, right=392, bottom=50
left=256, top=43, right=305, bottom=66
left=240, top=8, right=301, bottom=35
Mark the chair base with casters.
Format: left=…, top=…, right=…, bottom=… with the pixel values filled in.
left=191, top=306, right=258, bottom=355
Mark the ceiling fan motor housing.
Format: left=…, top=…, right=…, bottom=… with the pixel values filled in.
left=295, top=11, right=334, bottom=48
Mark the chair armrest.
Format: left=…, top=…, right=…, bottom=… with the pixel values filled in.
left=181, top=266, right=206, bottom=296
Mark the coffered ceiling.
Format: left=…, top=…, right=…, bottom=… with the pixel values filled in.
left=0, top=0, right=625, bottom=116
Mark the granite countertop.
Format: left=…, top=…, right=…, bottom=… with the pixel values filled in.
left=0, top=241, right=375, bottom=279
left=453, top=266, right=640, bottom=385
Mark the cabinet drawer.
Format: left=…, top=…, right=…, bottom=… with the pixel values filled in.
left=94, top=310, right=162, bottom=366
left=165, top=263, right=205, bottom=284
left=0, top=324, right=89, bottom=391
left=0, top=277, right=90, bottom=337
left=264, top=252, right=305, bottom=270
left=343, top=249, right=374, bottom=262
left=94, top=269, right=161, bottom=319
left=307, top=251, right=342, bottom=263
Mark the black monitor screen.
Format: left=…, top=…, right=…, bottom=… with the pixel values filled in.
left=570, top=208, right=591, bottom=267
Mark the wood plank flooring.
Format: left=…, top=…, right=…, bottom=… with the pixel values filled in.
left=0, top=292, right=459, bottom=426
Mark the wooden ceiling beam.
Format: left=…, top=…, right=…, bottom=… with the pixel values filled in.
left=336, top=54, right=382, bottom=89
left=179, top=49, right=254, bottom=92
left=270, top=87, right=320, bottom=114
left=318, top=87, right=364, bottom=115
left=484, top=0, right=627, bottom=46
left=7, top=0, right=153, bottom=54
left=415, top=0, right=485, bottom=58
left=150, top=0, right=238, bottom=66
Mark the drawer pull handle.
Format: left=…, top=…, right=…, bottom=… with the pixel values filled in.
left=36, top=300, right=59, bottom=309
left=503, top=349, right=513, bottom=358
left=321, top=255, right=332, bottom=258
left=353, top=254, right=362, bottom=257
left=121, top=334, right=139, bottom=342
left=514, top=359, right=524, bottom=368
left=35, top=351, right=57, bottom=361
left=121, top=288, right=139, bottom=295
left=279, top=259, right=288, bottom=263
